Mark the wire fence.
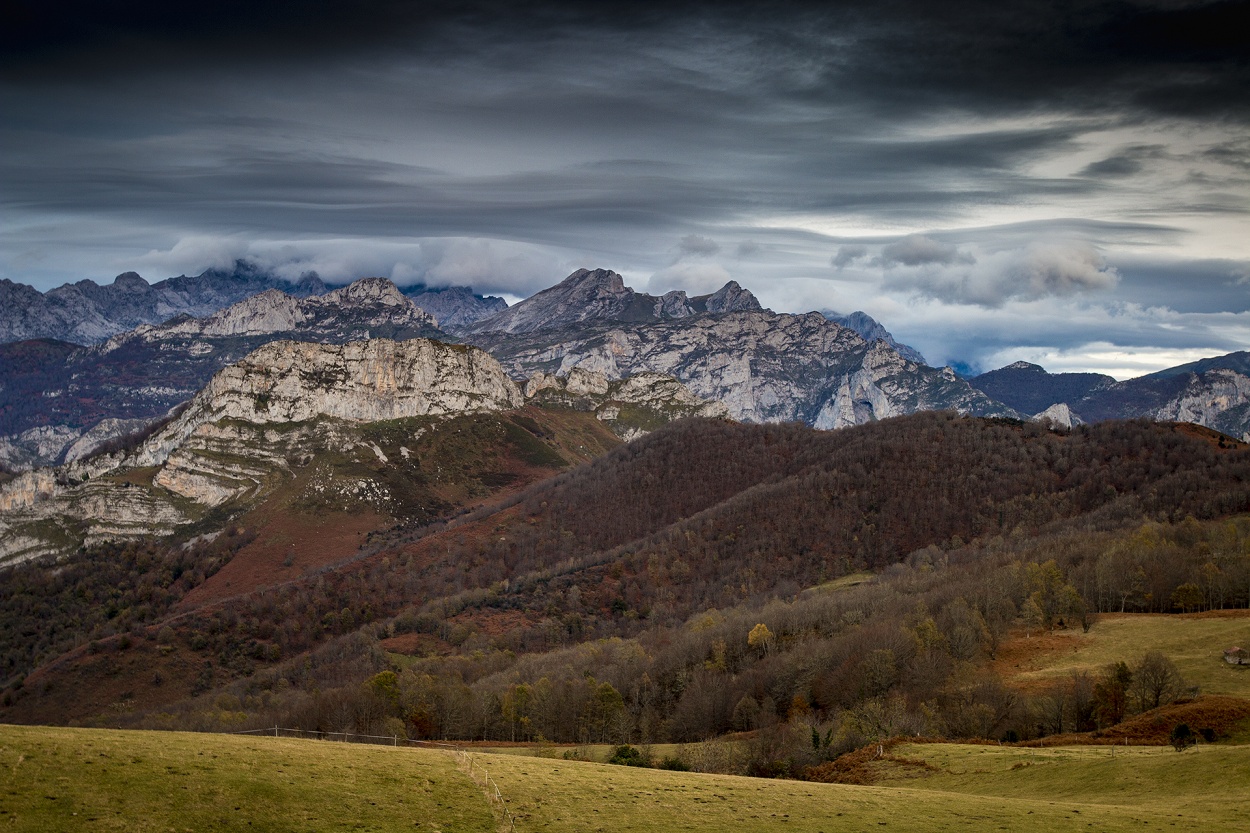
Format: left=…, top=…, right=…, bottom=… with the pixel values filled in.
left=228, top=727, right=516, bottom=832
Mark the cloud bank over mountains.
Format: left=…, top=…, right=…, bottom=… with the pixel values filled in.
left=2, top=0, right=1247, bottom=375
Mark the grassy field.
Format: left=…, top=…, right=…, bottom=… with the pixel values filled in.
left=0, top=725, right=494, bottom=832
left=4, top=725, right=1249, bottom=832
left=474, top=742, right=687, bottom=763
left=1003, top=611, right=1250, bottom=696
left=469, top=742, right=1250, bottom=833
left=879, top=742, right=1250, bottom=826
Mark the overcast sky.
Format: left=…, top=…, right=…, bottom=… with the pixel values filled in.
left=2, top=0, right=1247, bottom=376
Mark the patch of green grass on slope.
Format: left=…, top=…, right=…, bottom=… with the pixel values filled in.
left=884, top=742, right=1250, bottom=827
left=469, top=747, right=1244, bottom=833
left=0, top=725, right=493, bottom=832
left=1015, top=612, right=1250, bottom=697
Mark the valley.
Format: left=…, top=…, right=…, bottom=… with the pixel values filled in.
left=2, top=266, right=1250, bottom=827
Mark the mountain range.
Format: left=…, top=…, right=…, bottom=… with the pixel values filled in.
left=3, top=266, right=1250, bottom=477
left=0, top=262, right=506, bottom=346
left=2, top=263, right=1250, bottom=756
left=969, top=357, right=1250, bottom=439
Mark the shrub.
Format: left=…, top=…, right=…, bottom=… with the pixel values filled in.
left=1170, top=723, right=1196, bottom=752
left=607, top=744, right=649, bottom=767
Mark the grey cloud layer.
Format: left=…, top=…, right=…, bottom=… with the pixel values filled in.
left=2, top=0, right=1248, bottom=373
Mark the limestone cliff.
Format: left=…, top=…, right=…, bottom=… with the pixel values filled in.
left=474, top=310, right=1015, bottom=427
left=0, top=338, right=523, bottom=564
left=0, top=277, right=448, bottom=470
left=525, top=368, right=728, bottom=440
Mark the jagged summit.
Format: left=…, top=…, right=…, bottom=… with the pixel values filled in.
left=823, top=309, right=927, bottom=365
left=0, top=262, right=327, bottom=346
left=398, top=284, right=508, bottom=332
left=466, top=268, right=762, bottom=335
left=137, top=276, right=440, bottom=341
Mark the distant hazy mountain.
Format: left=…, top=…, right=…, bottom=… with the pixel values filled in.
left=396, top=284, right=508, bottom=331
left=969, top=362, right=1116, bottom=415
left=0, top=265, right=509, bottom=345
left=822, top=310, right=927, bottom=364
left=0, top=279, right=446, bottom=471
left=970, top=355, right=1250, bottom=440
left=0, top=263, right=327, bottom=346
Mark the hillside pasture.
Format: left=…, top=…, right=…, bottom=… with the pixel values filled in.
left=0, top=725, right=493, bottom=832
left=880, top=741, right=1250, bottom=825
left=998, top=611, right=1250, bottom=696
left=3, top=725, right=1249, bottom=832
left=471, top=745, right=1249, bottom=833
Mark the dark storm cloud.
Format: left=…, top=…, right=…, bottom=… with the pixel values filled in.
left=880, top=236, right=973, bottom=268
left=2, top=0, right=1248, bottom=373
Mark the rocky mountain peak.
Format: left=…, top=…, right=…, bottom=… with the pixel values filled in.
left=401, top=284, right=508, bottom=332
left=703, top=280, right=761, bottom=313
left=1006, top=361, right=1045, bottom=372
left=112, top=272, right=148, bottom=290
left=562, top=268, right=628, bottom=295
left=468, top=269, right=766, bottom=336
left=320, top=277, right=411, bottom=307
left=822, top=309, right=927, bottom=365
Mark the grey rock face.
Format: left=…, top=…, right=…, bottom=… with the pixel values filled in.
left=0, top=278, right=448, bottom=470
left=524, top=368, right=728, bottom=440
left=1032, top=403, right=1084, bottom=428
left=465, top=268, right=762, bottom=335
left=399, top=285, right=508, bottom=331
left=1139, top=369, right=1250, bottom=442
left=136, top=338, right=522, bottom=468
left=472, top=310, right=1016, bottom=427
left=0, top=338, right=523, bottom=564
left=823, top=310, right=927, bottom=365
left=0, top=263, right=327, bottom=346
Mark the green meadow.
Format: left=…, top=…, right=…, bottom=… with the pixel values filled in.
left=5, top=724, right=1246, bottom=833
left=1012, top=612, right=1250, bottom=696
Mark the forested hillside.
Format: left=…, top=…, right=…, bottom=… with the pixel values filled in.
left=4, top=414, right=1250, bottom=776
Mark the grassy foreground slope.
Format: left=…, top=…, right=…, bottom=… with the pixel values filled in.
left=0, top=726, right=493, bottom=832
left=882, top=742, right=1250, bottom=826
left=3, top=726, right=1248, bottom=832
left=470, top=746, right=1247, bottom=833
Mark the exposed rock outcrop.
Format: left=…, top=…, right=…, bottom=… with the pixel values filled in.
left=132, top=338, right=522, bottom=469
left=1144, top=369, right=1250, bottom=442
left=0, top=263, right=326, bottom=346
left=474, top=310, right=1015, bottom=427
left=0, top=278, right=448, bottom=470
left=525, top=368, right=728, bottom=440
left=1032, top=403, right=1084, bottom=428
left=822, top=310, right=927, bottom=365
left=0, top=338, right=524, bottom=564
left=466, top=268, right=762, bottom=335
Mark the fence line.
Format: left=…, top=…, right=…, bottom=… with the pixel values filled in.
left=227, top=727, right=516, bottom=831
